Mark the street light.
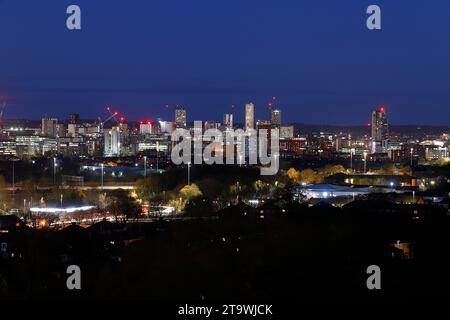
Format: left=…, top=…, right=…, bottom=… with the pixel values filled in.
left=143, top=156, right=147, bottom=177
left=101, top=163, right=104, bottom=189
left=410, top=148, right=414, bottom=167
left=350, top=148, right=355, bottom=173
left=53, top=157, right=57, bottom=186
left=156, top=142, right=160, bottom=172
left=363, top=151, right=368, bottom=174
left=187, top=162, right=191, bottom=185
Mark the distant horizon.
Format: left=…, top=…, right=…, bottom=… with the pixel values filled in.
left=4, top=117, right=450, bottom=129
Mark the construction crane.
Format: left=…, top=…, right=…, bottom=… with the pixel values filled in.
left=99, top=110, right=119, bottom=132
left=106, top=106, right=121, bottom=125
left=267, top=96, right=277, bottom=110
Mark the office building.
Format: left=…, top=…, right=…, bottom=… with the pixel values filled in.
left=41, top=118, right=58, bottom=138
left=140, top=121, right=153, bottom=134
left=175, top=106, right=187, bottom=128
left=371, top=107, right=389, bottom=153
left=223, top=113, right=233, bottom=129
left=245, top=103, right=254, bottom=131
left=271, top=109, right=281, bottom=126
left=104, top=126, right=121, bottom=157
left=280, top=125, right=294, bottom=139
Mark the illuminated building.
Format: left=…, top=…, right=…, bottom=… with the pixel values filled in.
left=306, top=132, right=333, bottom=157
left=56, top=123, right=65, bottom=138
left=204, top=121, right=221, bottom=130
left=159, top=121, right=175, bottom=134
left=104, top=126, right=121, bottom=157
left=390, top=143, right=425, bottom=162
left=279, top=137, right=306, bottom=155
left=41, top=138, right=58, bottom=155
left=424, top=146, right=449, bottom=160
left=41, top=118, right=58, bottom=138
left=67, top=123, right=78, bottom=137
left=271, top=109, right=281, bottom=126
left=139, top=121, right=153, bottom=134
left=0, top=139, right=16, bottom=156
left=371, top=107, right=389, bottom=153
left=256, top=120, right=274, bottom=154
left=58, top=137, right=88, bottom=157
left=223, top=113, right=233, bottom=129
left=245, top=103, right=254, bottom=131
left=280, top=125, right=294, bottom=139
left=15, top=135, right=43, bottom=156
left=175, top=106, right=186, bottom=128
left=68, top=123, right=101, bottom=137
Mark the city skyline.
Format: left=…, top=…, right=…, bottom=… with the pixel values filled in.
left=0, top=102, right=446, bottom=128
left=3, top=0, right=450, bottom=304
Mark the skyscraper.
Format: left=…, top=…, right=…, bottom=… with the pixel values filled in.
left=41, top=118, right=58, bottom=137
left=371, top=106, right=389, bottom=153
left=139, top=121, right=153, bottom=134
left=175, top=106, right=187, bottom=128
left=223, top=113, right=233, bottom=129
left=271, top=109, right=281, bottom=126
left=245, top=103, right=254, bottom=131
left=104, top=126, right=121, bottom=157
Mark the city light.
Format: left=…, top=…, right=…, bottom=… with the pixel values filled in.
left=30, top=206, right=96, bottom=214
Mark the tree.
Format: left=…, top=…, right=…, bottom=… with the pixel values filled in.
left=179, top=184, right=202, bottom=201
left=106, top=189, right=141, bottom=221
left=287, top=168, right=301, bottom=183
left=299, top=168, right=317, bottom=184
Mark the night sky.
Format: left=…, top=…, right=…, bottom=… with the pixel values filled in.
left=1, top=0, right=450, bottom=125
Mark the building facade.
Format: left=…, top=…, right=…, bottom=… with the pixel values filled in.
left=371, top=107, right=389, bottom=153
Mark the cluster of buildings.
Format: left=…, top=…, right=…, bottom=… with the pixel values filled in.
left=0, top=104, right=295, bottom=160
left=333, top=107, right=450, bottom=164
left=0, top=105, right=448, bottom=165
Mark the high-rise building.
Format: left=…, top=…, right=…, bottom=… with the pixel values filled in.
left=139, top=121, right=153, bottom=134
left=256, top=120, right=274, bottom=155
left=56, top=123, right=65, bottom=138
left=280, top=125, right=294, bottom=139
left=223, top=113, right=233, bottom=129
left=175, top=106, right=186, bottom=128
left=271, top=109, right=281, bottom=126
left=371, top=106, right=389, bottom=153
left=204, top=121, right=221, bottom=130
left=104, top=126, right=121, bottom=157
left=245, top=103, right=254, bottom=131
left=41, top=118, right=58, bottom=138
left=159, top=120, right=175, bottom=133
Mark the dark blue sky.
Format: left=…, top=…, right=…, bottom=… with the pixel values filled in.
left=1, top=0, right=450, bottom=125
